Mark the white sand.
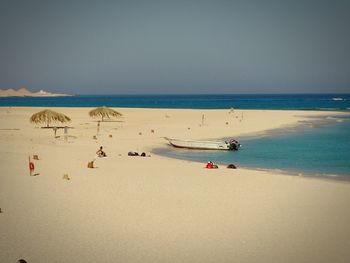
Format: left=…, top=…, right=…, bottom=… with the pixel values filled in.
left=1, top=107, right=350, bottom=263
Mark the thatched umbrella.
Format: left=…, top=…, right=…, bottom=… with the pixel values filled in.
left=89, top=106, right=122, bottom=122
left=30, top=109, right=71, bottom=127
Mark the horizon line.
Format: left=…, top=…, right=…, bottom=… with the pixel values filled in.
left=71, top=92, right=350, bottom=96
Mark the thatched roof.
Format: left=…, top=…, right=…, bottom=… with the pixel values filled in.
left=89, top=106, right=122, bottom=121
left=30, top=109, right=71, bottom=127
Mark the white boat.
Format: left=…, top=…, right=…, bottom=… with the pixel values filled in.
left=164, top=137, right=241, bottom=151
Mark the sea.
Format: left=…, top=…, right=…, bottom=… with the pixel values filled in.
left=1, top=93, right=350, bottom=179
left=1, top=93, right=350, bottom=110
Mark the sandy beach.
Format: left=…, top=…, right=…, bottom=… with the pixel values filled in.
left=1, top=107, right=350, bottom=263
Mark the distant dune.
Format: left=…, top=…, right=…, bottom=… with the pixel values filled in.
left=0, top=87, right=71, bottom=97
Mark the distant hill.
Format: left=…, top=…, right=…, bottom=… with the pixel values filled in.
left=0, top=88, right=71, bottom=97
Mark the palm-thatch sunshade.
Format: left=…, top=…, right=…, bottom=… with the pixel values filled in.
left=89, top=106, right=122, bottom=122
left=30, top=109, right=71, bottom=127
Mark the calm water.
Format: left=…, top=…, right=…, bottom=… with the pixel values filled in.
left=2, top=93, right=350, bottom=178
left=1, top=93, right=350, bottom=110
left=154, top=115, right=350, bottom=179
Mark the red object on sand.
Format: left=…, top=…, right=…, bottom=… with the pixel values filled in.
left=28, top=156, right=35, bottom=176
left=29, top=162, right=34, bottom=171
left=206, top=162, right=213, bottom=169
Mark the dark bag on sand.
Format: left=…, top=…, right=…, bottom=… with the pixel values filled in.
left=141, top=152, right=146, bottom=157
left=227, top=164, right=237, bottom=169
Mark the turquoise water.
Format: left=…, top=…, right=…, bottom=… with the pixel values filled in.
left=154, top=115, right=350, bottom=179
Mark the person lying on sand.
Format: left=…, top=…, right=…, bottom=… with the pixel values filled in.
left=96, top=146, right=107, bottom=157
left=128, top=151, right=150, bottom=157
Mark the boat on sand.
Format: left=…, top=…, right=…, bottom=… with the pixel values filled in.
left=164, top=137, right=241, bottom=151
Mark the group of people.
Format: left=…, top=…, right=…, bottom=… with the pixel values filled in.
left=206, top=161, right=237, bottom=169
left=96, top=147, right=149, bottom=158
left=128, top=151, right=148, bottom=157
left=95, top=147, right=233, bottom=169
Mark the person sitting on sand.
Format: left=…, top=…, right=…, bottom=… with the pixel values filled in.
left=206, top=161, right=213, bottom=169
left=96, top=146, right=107, bottom=157
left=206, top=161, right=218, bottom=169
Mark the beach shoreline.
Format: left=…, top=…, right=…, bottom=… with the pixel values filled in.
left=1, top=107, right=350, bottom=263
left=153, top=112, right=350, bottom=181
left=153, top=152, right=350, bottom=183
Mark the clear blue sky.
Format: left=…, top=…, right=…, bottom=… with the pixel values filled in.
left=0, top=0, right=349, bottom=94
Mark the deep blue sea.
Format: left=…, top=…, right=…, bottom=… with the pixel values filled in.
left=2, top=93, right=350, bottom=178
left=1, top=93, right=350, bottom=110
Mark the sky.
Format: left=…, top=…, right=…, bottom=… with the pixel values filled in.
left=0, top=0, right=349, bottom=94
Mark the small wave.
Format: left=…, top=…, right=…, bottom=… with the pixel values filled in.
left=324, top=116, right=345, bottom=123
left=319, top=108, right=339, bottom=110
left=332, top=97, right=344, bottom=101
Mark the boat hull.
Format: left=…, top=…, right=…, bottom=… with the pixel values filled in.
left=165, top=137, right=240, bottom=151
